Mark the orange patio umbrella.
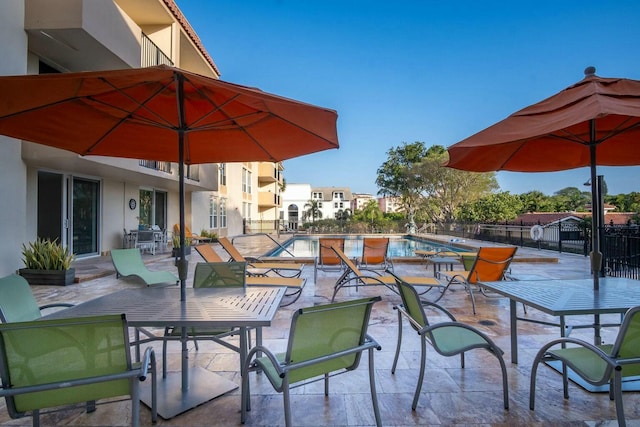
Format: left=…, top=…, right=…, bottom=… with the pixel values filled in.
left=0, top=65, right=339, bottom=298
left=446, top=67, right=640, bottom=290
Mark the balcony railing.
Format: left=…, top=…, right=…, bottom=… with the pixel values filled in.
left=141, top=33, right=173, bottom=67
left=186, top=165, right=199, bottom=181
left=139, top=160, right=172, bottom=173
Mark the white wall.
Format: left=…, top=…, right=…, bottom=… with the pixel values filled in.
left=0, top=1, right=28, bottom=275
left=281, top=183, right=311, bottom=222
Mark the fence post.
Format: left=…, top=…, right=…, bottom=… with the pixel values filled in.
left=558, top=221, right=563, bottom=253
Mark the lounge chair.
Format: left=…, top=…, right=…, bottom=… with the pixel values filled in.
left=0, top=274, right=74, bottom=322
left=0, top=314, right=157, bottom=427
left=162, top=262, right=248, bottom=378
left=173, top=224, right=211, bottom=244
left=389, top=274, right=509, bottom=411
left=194, top=244, right=306, bottom=306
left=330, top=245, right=441, bottom=302
left=241, top=296, right=383, bottom=427
left=314, top=237, right=346, bottom=282
left=217, top=237, right=304, bottom=278
left=530, top=305, right=640, bottom=427
left=438, top=246, right=517, bottom=315
left=357, top=237, right=394, bottom=272
left=110, top=248, right=178, bottom=287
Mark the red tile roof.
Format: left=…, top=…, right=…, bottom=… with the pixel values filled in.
left=163, top=0, right=221, bottom=76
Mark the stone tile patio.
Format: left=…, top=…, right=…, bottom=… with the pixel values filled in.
left=2, top=235, right=639, bottom=426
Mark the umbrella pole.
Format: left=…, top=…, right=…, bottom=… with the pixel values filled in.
left=589, top=120, right=603, bottom=346
left=589, top=121, right=602, bottom=291
left=176, top=73, right=190, bottom=391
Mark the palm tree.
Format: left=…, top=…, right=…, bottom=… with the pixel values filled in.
left=303, top=199, right=323, bottom=222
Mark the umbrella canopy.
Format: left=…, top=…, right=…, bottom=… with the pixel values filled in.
left=446, top=67, right=640, bottom=289
left=0, top=65, right=339, bottom=299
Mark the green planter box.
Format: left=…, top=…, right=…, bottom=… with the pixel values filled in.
left=18, top=268, right=76, bottom=286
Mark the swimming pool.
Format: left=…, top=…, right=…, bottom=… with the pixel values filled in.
left=267, top=235, right=467, bottom=258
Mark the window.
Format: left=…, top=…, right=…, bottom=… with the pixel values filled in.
left=318, top=202, right=323, bottom=208
left=242, top=202, right=252, bottom=222
left=312, top=192, right=323, bottom=199
left=219, top=164, right=226, bottom=186
left=220, top=198, right=227, bottom=228
left=333, top=192, right=344, bottom=200
left=139, top=189, right=167, bottom=230
left=242, top=168, right=252, bottom=194
left=209, top=196, right=218, bottom=228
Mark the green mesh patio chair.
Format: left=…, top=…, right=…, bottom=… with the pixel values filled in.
left=389, top=272, right=509, bottom=411
left=0, top=274, right=74, bottom=323
left=530, top=305, right=640, bottom=427
left=241, top=296, right=383, bottom=427
left=162, top=262, right=248, bottom=377
left=110, top=248, right=178, bottom=287
left=0, top=314, right=157, bottom=427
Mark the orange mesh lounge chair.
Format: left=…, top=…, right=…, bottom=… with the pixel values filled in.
left=439, top=246, right=518, bottom=315
left=330, top=245, right=441, bottom=302
left=358, top=237, right=394, bottom=272
left=195, top=244, right=306, bottom=306
left=314, top=237, right=346, bottom=282
left=217, top=237, right=304, bottom=279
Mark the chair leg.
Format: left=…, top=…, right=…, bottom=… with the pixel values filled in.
left=162, top=338, right=168, bottom=379
left=490, top=345, right=510, bottom=410
left=241, top=357, right=251, bottom=424
left=561, top=361, right=569, bottom=399
left=467, top=283, right=477, bottom=315
left=391, top=309, right=403, bottom=374
left=529, top=352, right=543, bottom=410
left=131, top=382, right=140, bottom=427
left=412, top=335, right=427, bottom=410
left=613, top=370, right=627, bottom=427
left=324, top=373, right=329, bottom=396
left=283, top=379, right=292, bottom=427
left=368, top=347, right=382, bottom=427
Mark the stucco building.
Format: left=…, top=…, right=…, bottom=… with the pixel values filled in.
left=0, top=0, right=282, bottom=275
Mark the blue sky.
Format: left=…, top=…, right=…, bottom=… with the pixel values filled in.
left=175, top=0, right=640, bottom=196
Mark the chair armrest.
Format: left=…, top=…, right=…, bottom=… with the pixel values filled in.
left=139, top=347, right=156, bottom=381
left=39, top=302, right=74, bottom=312
left=420, top=301, right=457, bottom=321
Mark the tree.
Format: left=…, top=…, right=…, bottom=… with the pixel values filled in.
left=519, top=190, right=553, bottom=213
left=456, top=192, right=524, bottom=222
left=417, top=145, right=498, bottom=223
left=552, top=187, right=591, bottom=211
left=376, top=142, right=498, bottom=227
left=335, top=208, right=352, bottom=221
left=303, top=199, right=322, bottom=222
left=352, top=200, right=383, bottom=230
left=376, top=142, right=428, bottom=232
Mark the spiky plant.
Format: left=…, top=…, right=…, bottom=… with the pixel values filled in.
left=21, top=238, right=74, bottom=270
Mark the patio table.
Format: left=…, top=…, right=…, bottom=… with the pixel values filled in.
left=43, top=286, right=285, bottom=419
left=424, top=256, right=459, bottom=278
left=478, top=277, right=640, bottom=365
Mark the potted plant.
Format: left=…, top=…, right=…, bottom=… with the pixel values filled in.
left=171, top=235, right=192, bottom=257
left=19, top=238, right=75, bottom=286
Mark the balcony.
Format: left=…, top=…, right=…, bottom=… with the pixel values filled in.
left=141, top=33, right=173, bottom=67
left=258, top=163, right=283, bottom=184
left=258, top=192, right=281, bottom=208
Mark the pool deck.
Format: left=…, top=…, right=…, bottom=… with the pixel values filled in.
left=6, top=233, right=639, bottom=426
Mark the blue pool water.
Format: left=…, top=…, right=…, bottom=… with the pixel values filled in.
left=267, top=235, right=466, bottom=258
